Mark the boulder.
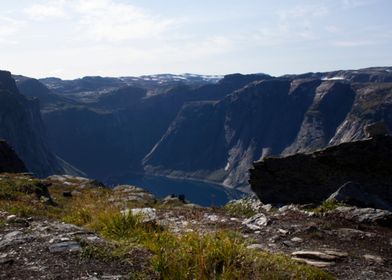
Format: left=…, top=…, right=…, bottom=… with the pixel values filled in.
left=250, top=136, right=392, bottom=206
left=364, top=121, right=390, bottom=138
left=122, top=208, right=157, bottom=223
left=242, top=213, right=269, bottom=230
left=332, top=206, right=392, bottom=226
left=327, top=182, right=392, bottom=211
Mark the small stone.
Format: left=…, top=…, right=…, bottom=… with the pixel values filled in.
left=363, top=254, right=384, bottom=263
left=242, top=213, right=269, bottom=230
left=324, top=250, right=348, bottom=258
left=247, top=244, right=264, bottom=250
left=262, top=204, right=273, bottom=212
left=282, top=240, right=295, bottom=247
left=6, top=215, right=17, bottom=222
left=291, top=237, right=303, bottom=243
left=4, top=231, right=22, bottom=239
left=124, top=208, right=157, bottom=222
left=205, top=214, right=219, bottom=222
left=292, top=257, right=335, bottom=268
left=49, top=241, right=81, bottom=253
left=291, top=251, right=339, bottom=261
left=278, top=229, right=289, bottom=235
left=86, top=236, right=100, bottom=241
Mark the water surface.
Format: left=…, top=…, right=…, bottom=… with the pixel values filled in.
left=106, top=175, right=244, bottom=207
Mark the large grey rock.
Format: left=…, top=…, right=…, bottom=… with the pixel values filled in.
left=333, top=206, right=392, bottom=226
left=242, top=213, right=269, bottom=230
left=327, top=182, right=392, bottom=211
left=250, top=136, right=392, bottom=206
left=291, top=250, right=348, bottom=268
left=364, top=121, right=390, bottom=138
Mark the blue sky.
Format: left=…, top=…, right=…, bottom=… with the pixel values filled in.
left=0, top=0, right=391, bottom=79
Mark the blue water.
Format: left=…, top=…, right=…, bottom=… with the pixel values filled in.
left=106, top=175, right=244, bottom=207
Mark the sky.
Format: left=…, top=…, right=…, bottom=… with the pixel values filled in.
left=0, top=0, right=391, bottom=79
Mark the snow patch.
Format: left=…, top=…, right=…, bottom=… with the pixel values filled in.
left=321, top=76, right=346, bottom=81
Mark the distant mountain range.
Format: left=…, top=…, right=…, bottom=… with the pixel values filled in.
left=1, top=67, right=391, bottom=191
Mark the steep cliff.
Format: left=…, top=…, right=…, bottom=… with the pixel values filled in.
left=0, top=70, right=82, bottom=177
left=143, top=74, right=392, bottom=191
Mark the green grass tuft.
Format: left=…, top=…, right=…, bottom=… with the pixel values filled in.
left=224, top=199, right=257, bottom=218
left=312, top=199, right=346, bottom=213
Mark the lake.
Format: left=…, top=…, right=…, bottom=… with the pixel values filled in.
left=105, top=174, right=244, bottom=206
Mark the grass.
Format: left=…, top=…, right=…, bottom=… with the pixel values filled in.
left=144, top=230, right=334, bottom=280
left=223, top=198, right=257, bottom=218
left=312, top=199, right=347, bottom=213
left=0, top=173, right=335, bottom=280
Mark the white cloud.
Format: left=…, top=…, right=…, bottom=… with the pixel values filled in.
left=71, top=0, right=177, bottom=41
left=248, top=4, right=329, bottom=47
left=25, top=1, right=67, bottom=21
left=0, top=16, right=23, bottom=37
left=278, top=4, right=328, bottom=20
left=332, top=40, right=376, bottom=47
left=23, top=0, right=178, bottom=41
left=342, top=0, right=376, bottom=8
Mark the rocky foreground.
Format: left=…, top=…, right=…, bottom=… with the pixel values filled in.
left=0, top=174, right=391, bottom=279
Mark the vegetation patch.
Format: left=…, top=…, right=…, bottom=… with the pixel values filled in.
left=312, top=199, right=347, bottom=213
left=0, top=174, right=335, bottom=280
left=224, top=199, right=257, bottom=218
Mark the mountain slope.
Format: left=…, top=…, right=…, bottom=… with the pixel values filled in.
left=0, top=70, right=82, bottom=177
left=143, top=76, right=392, bottom=191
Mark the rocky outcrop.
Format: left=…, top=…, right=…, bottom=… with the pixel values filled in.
left=327, top=182, right=392, bottom=211
left=249, top=136, right=392, bottom=206
left=0, top=140, right=27, bottom=173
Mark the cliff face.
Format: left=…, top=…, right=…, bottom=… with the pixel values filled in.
left=142, top=79, right=362, bottom=190
left=0, top=71, right=81, bottom=177
left=0, top=140, right=27, bottom=173
left=249, top=136, right=392, bottom=206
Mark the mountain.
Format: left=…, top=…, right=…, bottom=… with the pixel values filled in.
left=0, top=70, right=82, bottom=177
left=142, top=71, right=392, bottom=191
left=32, top=74, right=266, bottom=180
left=16, top=67, right=392, bottom=191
